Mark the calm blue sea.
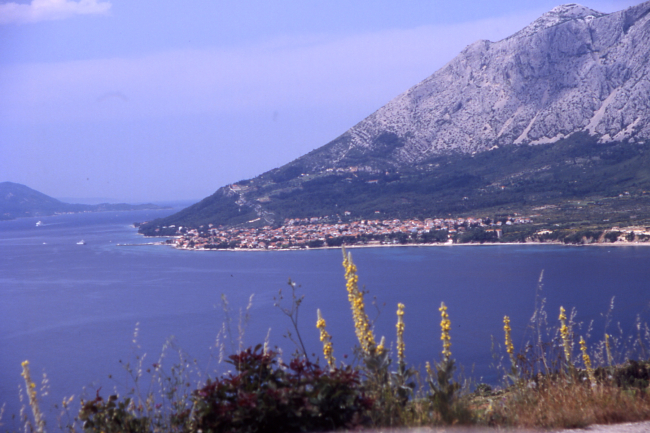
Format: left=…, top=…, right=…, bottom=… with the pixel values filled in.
left=1, top=208, right=649, bottom=429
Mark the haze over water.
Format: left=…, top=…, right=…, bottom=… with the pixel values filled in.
left=2, top=208, right=649, bottom=429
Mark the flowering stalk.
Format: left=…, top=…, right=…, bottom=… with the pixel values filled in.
left=427, top=307, right=459, bottom=424
left=580, top=336, right=596, bottom=386
left=316, top=309, right=336, bottom=369
left=439, top=302, right=451, bottom=360
left=343, top=249, right=377, bottom=356
left=559, top=306, right=572, bottom=367
left=21, top=360, right=46, bottom=433
left=377, top=336, right=386, bottom=354
left=605, top=333, right=613, bottom=366
left=425, top=361, right=434, bottom=378
left=504, top=315, right=516, bottom=370
left=396, top=303, right=406, bottom=369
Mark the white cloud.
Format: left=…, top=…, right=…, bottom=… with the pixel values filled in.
left=0, top=0, right=111, bottom=24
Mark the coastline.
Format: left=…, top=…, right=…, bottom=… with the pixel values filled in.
left=134, top=223, right=650, bottom=252
left=142, top=239, right=650, bottom=252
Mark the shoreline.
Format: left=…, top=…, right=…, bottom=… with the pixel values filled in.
left=135, top=238, right=650, bottom=252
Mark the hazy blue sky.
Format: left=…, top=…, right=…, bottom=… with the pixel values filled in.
left=0, top=0, right=640, bottom=202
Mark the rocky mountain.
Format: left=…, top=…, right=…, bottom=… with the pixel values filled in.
left=139, top=2, right=650, bottom=235
left=295, top=1, right=650, bottom=172
left=0, top=182, right=166, bottom=220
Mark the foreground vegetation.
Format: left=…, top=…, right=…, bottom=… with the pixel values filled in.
left=9, top=249, right=650, bottom=432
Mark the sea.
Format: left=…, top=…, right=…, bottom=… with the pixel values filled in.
left=1, top=206, right=650, bottom=429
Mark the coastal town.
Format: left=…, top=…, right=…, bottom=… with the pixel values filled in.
left=163, top=215, right=534, bottom=250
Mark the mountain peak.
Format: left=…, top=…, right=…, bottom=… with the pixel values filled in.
left=289, top=0, right=650, bottom=173
left=513, top=3, right=605, bottom=39
left=544, top=3, right=603, bottom=20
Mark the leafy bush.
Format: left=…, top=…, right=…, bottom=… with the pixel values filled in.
left=78, top=393, right=150, bottom=433
left=563, top=230, right=603, bottom=244
left=456, top=227, right=498, bottom=244
left=597, top=360, right=650, bottom=390
left=191, top=345, right=373, bottom=433
left=604, top=231, right=621, bottom=242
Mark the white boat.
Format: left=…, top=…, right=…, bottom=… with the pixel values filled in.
left=36, top=221, right=43, bottom=227
left=77, top=240, right=86, bottom=245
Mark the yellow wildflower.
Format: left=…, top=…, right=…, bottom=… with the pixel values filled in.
left=559, top=306, right=572, bottom=365
left=439, top=302, right=451, bottom=359
left=580, top=336, right=596, bottom=386
left=343, top=248, right=377, bottom=356
left=425, top=361, right=434, bottom=378
left=316, top=309, right=336, bottom=369
left=503, top=316, right=514, bottom=355
left=21, top=360, right=45, bottom=433
left=377, top=336, right=385, bottom=355
left=396, top=303, right=406, bottom=367
left=504, top=315, right=516, bottom=369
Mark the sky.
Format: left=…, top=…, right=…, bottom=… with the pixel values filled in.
left=0, top=0, right=642, bottom=203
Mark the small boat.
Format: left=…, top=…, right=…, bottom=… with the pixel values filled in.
left=77, top=240, right=86, bottom=245
left=36, top=221, right=43, bottom=227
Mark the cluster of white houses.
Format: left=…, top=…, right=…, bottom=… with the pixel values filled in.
left=167, top=215, right=534, bottom=250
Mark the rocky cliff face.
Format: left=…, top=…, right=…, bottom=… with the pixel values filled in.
left=297, top=1, right=650, bottom=171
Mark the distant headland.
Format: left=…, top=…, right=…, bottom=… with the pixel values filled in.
left=0, top=182, right=169, bottom=221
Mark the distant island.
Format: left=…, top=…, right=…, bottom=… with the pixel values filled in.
left=0, top=182, right=168, bottom=221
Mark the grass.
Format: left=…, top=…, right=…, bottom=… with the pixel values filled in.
left=479, top=374, right=650, bottom=428
left=8, top=249, right=650, bottom=432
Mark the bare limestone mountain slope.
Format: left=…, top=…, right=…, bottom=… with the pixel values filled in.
left=139, top=2, right=650, bottom=235
left=294, top=1, right=650, bottom=172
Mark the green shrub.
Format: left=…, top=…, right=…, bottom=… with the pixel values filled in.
left=78, top=393, right=150, bottom=433
left=191, top=345, right=373, bottom=433
left=595, top=360, right=650, bottom=390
